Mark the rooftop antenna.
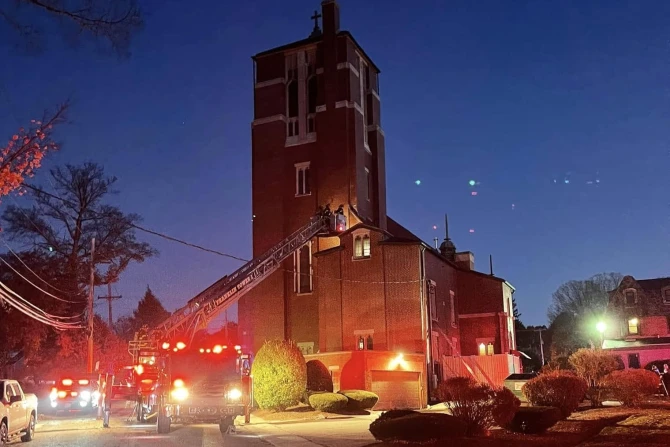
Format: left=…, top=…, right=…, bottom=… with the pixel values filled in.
left=489, top=254, right=494, bottom=276
left=433, top=237, right=439, bottom=249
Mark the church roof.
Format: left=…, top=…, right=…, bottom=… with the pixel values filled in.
left=385, top=216, right=422, bottom=243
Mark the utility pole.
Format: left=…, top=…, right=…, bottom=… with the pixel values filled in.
left=87, top=238, right=96, bottom=374
left=98, top=282, right=122, bottom=328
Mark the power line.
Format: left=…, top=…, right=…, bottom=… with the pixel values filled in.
left=19, top=185, right=425, bottom=286
left=0, top=241, right=78, bottom=303
left=0, top=238, right=69, bottom=294
left=23, top=184, right=248, bottom=262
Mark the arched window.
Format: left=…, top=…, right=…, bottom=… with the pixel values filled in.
left=624, top=289, right=637, bottom=307
left=362, top=235, right=371, bottom=257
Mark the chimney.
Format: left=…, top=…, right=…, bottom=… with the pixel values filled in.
left=321, top=0, right=340, bottom=37
left=455, top=251, right=475, bottom=271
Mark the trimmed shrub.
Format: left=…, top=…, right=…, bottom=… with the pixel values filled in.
left=369, top=412, right=468, bottom=443
left=338, top=390, right=379, bottom=410
left=306, top=360, right=333, bottom=393
left=603, top=369, right=659, bottom=406
left=437, top=377, right=520, bottom=435
left=506, top=406, right=562, bottom=434
left=308, top=392, right=348, bottom=412
left=568, top=348, right=621, bottom=406
left=250, top=340, right=307, bottom=411
left=376, top=409, right=419, bottom=422
left=522, top=371, right=587, bottom=418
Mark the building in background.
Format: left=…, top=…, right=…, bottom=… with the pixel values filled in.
left=238, top=0, right=519, bottom=409
left=602, top=275, right=670, bottom=369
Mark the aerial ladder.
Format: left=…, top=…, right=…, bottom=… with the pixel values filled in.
left=125, top=206, right=347, bottom=432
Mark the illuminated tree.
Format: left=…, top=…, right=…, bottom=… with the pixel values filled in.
left=0, top=104, right=67, bottom=201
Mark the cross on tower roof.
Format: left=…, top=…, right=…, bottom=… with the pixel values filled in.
left=309, top=9, right=322, bottom=38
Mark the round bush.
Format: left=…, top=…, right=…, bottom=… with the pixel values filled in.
left=306, top=360, right=333, bottom=392
left=522, top=371, right=587, bottom=418
left=250, top=340, right=307, bottom=411
left=436, top=377, right=520, bottom=435
left=338, top=390, right=379, bottom=410
left=308, top=392, right=348, bottom=412
left=369, top=412, right=468, bottom=443
left=506, top=406, right=562, bottom=434
left=603, top=369, right=659, bottom=406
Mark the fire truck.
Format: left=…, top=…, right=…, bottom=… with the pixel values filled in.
left=126, top=207, right=346, bottom=434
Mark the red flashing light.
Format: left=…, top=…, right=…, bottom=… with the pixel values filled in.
left=173, top=347, right=178, bottom=352
left=78, top=379, right=89, bottom=386
left=134, top=364, right=144, bottom=375
left=62, top=379, right=73, bottom=386
left=199, top=348, right=205, bottom=353
left=162, top=342, right=170, bottom=350
left=176, top=341, right=186, bottom=350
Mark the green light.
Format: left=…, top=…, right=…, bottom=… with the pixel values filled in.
left=468, top=180, right=476, bottom=186
left=415, top=180, right=421, bottom=186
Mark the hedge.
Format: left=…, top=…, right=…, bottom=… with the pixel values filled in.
left=338, top=390, right=379, bottom=410
left=250, top=340, right=307, bottom=411
left=506, top=406, right=562, bottom=434
left=369, top=412, right=468, bottom=443
left=603, top=369, right=659, bottom=406
left=308, top=392, right=348, bottom=412
left=522, top=371, right=587, bottom=418
left=306, top=360, right=333, bottom=393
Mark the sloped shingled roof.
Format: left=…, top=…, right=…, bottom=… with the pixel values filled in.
left=385, top=216, right=422, bottom=243
left=637, top=278, right=670, bottom=291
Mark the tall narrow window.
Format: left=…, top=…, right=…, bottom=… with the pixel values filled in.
left=295, top=163, right=310, bottom=196
left=663, top=289, right=670, bottom=304
left=359, top=55, right=368, bottom=148
left=478, top=343, right=486, bottom=356
left=353, top=231, right=370, bottom=259
left=295, top=242, right=312, bottom=294
left=487, top=343, right=494, bottom=356
left=354, top=236, right=363, bottom=258
left=362, top=235, right=371, bottom=257
left=428, top=280, right=438, bottom=321
left=628, top=317, right=639, bottom=335
left=286, top=54, right=299, bottom=138
left=307, top=75, right=317, bottom=134
left=366, top=335, right=373, bottom=350
left=625, top=290, right=636, bottom=307
left=449, top=291, right=456, bottom=328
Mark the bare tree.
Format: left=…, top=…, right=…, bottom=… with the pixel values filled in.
left=1, top=162, right=157, bottom=304
left=1, top=0, right=143, bottom=56
left=547, top=272, right=623, bottom=324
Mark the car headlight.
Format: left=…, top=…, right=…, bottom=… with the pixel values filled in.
left=80, top=391, right=91, bottom=401
left=171, top=387, right=189, bottom=401
left=227, top=388, right=242, bottom=401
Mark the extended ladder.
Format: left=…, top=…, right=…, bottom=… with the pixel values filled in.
left=150, top=210, right=346, bottom=342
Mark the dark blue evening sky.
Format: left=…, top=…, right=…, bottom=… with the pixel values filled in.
left=1, top=0, right=668, bottom=326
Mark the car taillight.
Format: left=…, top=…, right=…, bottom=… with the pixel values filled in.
left=57, top=391, right=67, bottom=398
left=78, top=379, right=89, bottom=386
left=71, top=391, right=78, bottom=397
left=62, top=379, right=73, bottom=386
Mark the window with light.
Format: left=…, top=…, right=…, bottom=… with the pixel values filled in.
left=628, top=318, right=639, bottom=335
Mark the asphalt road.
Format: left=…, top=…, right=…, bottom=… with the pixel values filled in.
left=21, top=412, right=270, bottom=447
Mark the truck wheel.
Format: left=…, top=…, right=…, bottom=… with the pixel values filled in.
left=1, top=420, right=8, bottom=445
left=219, top=416, right=234, bottom=434
left=21, top=413, right=35, bottom=442
left=157, top=415, right=171, bottom=434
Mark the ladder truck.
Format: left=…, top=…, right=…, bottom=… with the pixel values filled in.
left=127, top=207, right=347, bottom=434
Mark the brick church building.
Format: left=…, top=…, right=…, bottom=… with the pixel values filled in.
left=238, top=0, right=520, bottom=409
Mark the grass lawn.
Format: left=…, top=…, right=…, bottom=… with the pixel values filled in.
left=365, top=403, right=670, bottom=447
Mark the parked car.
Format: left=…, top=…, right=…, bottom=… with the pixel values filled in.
left=0, top=379, right=38, bottom=443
